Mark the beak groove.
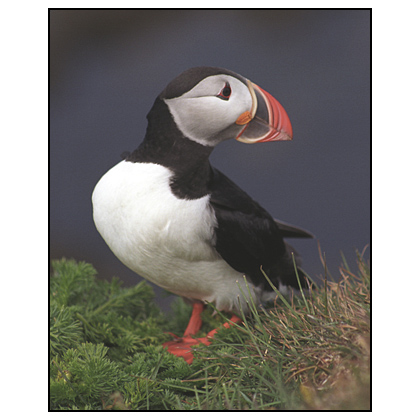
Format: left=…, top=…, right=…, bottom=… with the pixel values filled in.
left=236, top=81, right=293, bottom=143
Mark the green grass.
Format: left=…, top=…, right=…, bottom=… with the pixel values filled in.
left=50, top=251, right=370, bottom=410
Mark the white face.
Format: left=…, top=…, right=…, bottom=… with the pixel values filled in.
left=164, top=75, right=252, bottom=147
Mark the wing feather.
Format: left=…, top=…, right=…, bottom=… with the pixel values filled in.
left=209, top=168, right=311, bottom=290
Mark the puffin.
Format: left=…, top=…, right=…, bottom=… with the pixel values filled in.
left=92, top=67, right=313, bottom=363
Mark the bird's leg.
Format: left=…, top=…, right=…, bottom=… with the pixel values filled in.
left=162, top=302, right=206, bottom=364
left=163, top=302, right=241, bottom=364
left=182, top=301, right=204, bottom=336
left=204, top=314, right=242, bottom=341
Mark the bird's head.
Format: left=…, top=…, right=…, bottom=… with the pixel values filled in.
left=157, top=67, right=293, bottom=147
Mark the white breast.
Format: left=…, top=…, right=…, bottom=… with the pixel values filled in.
left=92, top=161, right=263, bottom=312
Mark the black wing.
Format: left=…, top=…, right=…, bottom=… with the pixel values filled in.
left=209, top=168, right=312, bottom=291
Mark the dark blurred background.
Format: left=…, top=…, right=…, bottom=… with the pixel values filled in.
left=50, top=9, right=370, bottom=311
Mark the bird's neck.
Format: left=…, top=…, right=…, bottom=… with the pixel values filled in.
left=126, top=98, right=214, bottom=199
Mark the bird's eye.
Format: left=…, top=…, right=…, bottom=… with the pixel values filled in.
left=217, top=82, right=231, bottom=100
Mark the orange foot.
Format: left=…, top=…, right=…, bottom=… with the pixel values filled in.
left=162, top=302, right=241, bottom=364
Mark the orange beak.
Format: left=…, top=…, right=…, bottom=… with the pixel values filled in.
left=235, top=80, right=293, bottom=143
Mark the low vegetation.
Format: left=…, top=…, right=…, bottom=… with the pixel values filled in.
left=50, top=250, right=370, bottom=410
